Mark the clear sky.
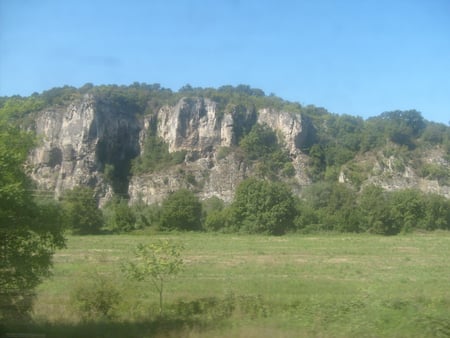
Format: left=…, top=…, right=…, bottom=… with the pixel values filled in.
left=1, top=0, right=449, bottom=124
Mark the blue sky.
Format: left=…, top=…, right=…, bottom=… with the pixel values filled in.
left=1, top=0, right=449, bottom=124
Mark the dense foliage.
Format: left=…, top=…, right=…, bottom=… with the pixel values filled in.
left=296, top=183, right=450, bottom=235
left=230, top=178, right=296, bottom=235
left=0, top=122, right=65, bottom=319
left=160, top=189, right=202, bottom=231
left=302, top=107, right=450, bottom=182
left=239, top=124, right=294, bottom=179
left=131, top=133, right=186, bottom=174
left=61, top=186, right=104, bottom=234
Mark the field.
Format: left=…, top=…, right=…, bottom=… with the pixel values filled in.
left=8, top=232, right=450, bottom=337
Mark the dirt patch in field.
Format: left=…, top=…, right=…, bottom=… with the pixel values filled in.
left=393, top=246, right=419, bottom=253
left=326, top=257, right=350, bottom=263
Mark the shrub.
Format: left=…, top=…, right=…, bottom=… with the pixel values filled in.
left=160, top=189, right=202, bottom=231
left=122, top=240, right=184, bottom=315
left=216, top=146, right=232, bottom=160
left=61, top=186, right=104, bottom=234
left=71, top=271, right=121, bottom=321
left=232, top=178, right=296, bottom=235
left=111, top=199, right=137, bottom=232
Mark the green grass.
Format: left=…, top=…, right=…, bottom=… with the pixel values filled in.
left=7, top=232, right=450, bottom=337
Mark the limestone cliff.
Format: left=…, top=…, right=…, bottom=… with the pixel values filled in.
left=29, top=94, right=140, bottom=202
left=28, top=95, right=311, bottom=203
left=129, top=97, right=310, bottom=203
left=156, top=97, right=233, bottom=153
left=27, top=93, right=449, bottom=204
left=29, top=96, right=100, bottom=196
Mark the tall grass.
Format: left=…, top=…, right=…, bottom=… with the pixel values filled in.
left=6, top=232, right=450, bottom=337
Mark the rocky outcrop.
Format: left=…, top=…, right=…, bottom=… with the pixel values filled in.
left=29, top=96, right=100, bottom=197
left=128, top=152, right=250, bottom=204
left=27, top=94, right=449, bottom=205
left=340, top=148, right=450, bottom=198
left=29, top=94, right=140, bottom=201
left=257, top=109, right=303, bottom=154
left=130, top=98, right=310, bottom=203
left=156, top=98, right=233, bottom=153
left=367, top=150, right=450, bottom=198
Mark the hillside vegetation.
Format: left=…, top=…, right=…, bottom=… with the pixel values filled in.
left=1, top=83, right=450, bottom=236
left=1, top=83, right=449, bottom=182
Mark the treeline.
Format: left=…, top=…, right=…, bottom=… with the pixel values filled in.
left=60, top=179, right=450, bottom=237
left=303, top=109, right=450, bottom=183
left=0, top=82, right=299, bottom=121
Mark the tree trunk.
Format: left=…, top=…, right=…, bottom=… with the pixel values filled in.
left=159, top=280, right=163, bottom=315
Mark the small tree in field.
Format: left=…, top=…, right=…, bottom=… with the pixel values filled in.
left=123, top=240, right=183, bottom=315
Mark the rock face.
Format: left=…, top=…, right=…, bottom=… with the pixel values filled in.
left=29, top=96, right=99, bottom=197
left=339, top=148, right=450, bottom=199
left=129, top=97, right=309, bottom=203
left=157, top=98, right=233, bottom=153
left=29, top=94, right=140, bottom=201
left=27, top=94, right=449, bottom=205
left=258, top=109, right=304, bottom=154
left=365, top=150, right=450, bottom=198
left=128, top=152, right=250, bottom=204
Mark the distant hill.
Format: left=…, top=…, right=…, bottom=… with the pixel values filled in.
left=1, top=83, right=449, bottom=204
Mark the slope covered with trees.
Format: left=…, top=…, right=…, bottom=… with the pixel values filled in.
left=1, top=83, right=450, bottom=239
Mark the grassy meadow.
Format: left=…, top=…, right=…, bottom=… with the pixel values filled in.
left=8, top=232, right=450, bottom=337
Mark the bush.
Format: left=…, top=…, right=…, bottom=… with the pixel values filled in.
left=108, top=198, right=137, bottom=232
left=61, top=186, right=104, bottom=234
left=204, top=208, right=235, bottom=232
left=216, top=146, right=232, bottom=160
left=71, top=271, right=121, bottom=321
left=232, top=178, right=296, bottom=235
left=160, top=189, right=202, bottom=231
left=173, top=295, right=235, bottom=321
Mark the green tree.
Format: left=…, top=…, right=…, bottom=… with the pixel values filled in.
left=422, top=193, right=450, bottom=230
left=421, top=122, right=448, bottom=145
left=123, top=240, right=183, bottom=315
left=366, top=110, right=426, bottom=149
left=110, top=198, right=137, bottom=232
left=0, top=96, right=45, bottom=121
left=61, top=186, right=104, bottom=234
left=160, top=189, right=202, bottom=231
left=131, top=133, right=187, bottom=174
left=308, top=144, right=326, bottom=181
left=204, top=207, right=235, bottom=232
left=358, top=185, right=397, bottom=235
left=232, top=178, right=296, bottom=235
left=293, top=201, right=320, bottom=232
left=389, top=189, right=426, bottom=233
left=302, top=182, right=360, bottom=232
left=0, top=124, right=65, bottom=319
left=239, top=123, right=292, bottom=179
left=201, top=196, right=225, bottom=226
left=239, top=123, right=278, bottom=160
